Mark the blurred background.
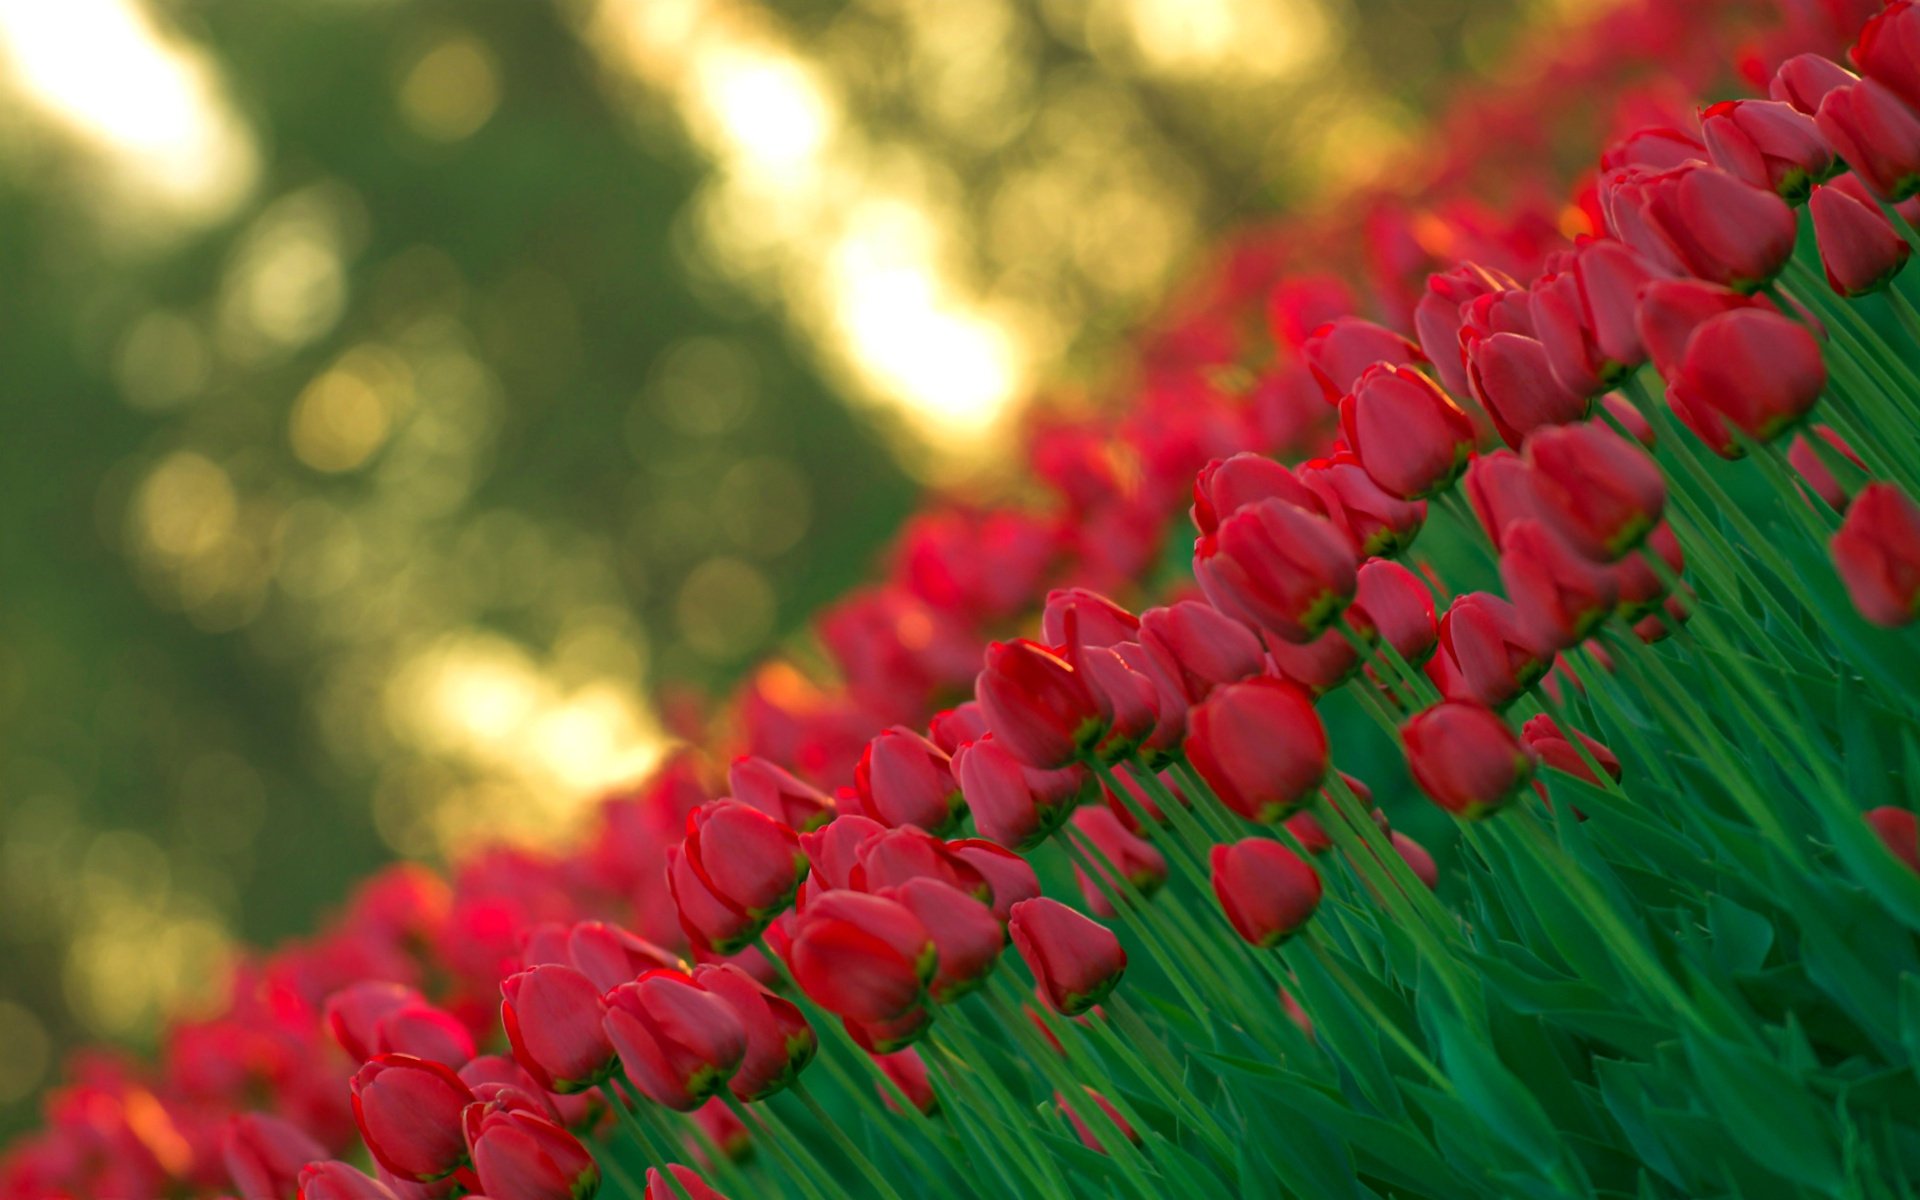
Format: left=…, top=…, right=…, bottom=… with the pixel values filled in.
left=0, top=0, right=1548, bottom=1135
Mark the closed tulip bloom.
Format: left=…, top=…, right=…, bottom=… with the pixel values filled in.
left=1854, top=3, right=1920, bottom=113
left=800, top=814, right=885, bottom=891
left=1186, top=678, right=1329, bottom=823
left=1283, top=794, right=1387, bottom=855
left=787, top=890, right=936, bottom=1022
left=1701, top=99, right=1837, bottom=200
left=296, top=1161, right=400, bottom=1200
left=1608, top=521, right=1686, bottom=619
left=1668, top=307, right=1825, bottom=443
left=976, top=639, right=1104, bottom=769
left=1008, top=898, right=1126, bottom=1016
left=324, top=981, right=423, bottom=1064
left=1210, top=839, right=1323, bottom=948
left=1296, top=457, right=1428, bottom=559
left=647, top=1165, right=727, bottom=1200
left=953, top=735, right=1075, bottom=850
left=1339, top=363, right=1477, bottom=500
left=689, top=963, right=815, bottom=1101
left=371, top=1002, right=476, bottom=1070
left=854, top=728, right=966, bottom=835
left=225, top=1113, right=326, bottom=1200
left=852, top=826, right=989, bottom=900
left=1816, top=79, right=1920, bottom=200
left=684, top=800, right=808, bottom=920
left=1041, top=588, right=1140, bottom=650
left=1301, top=316, right=1424, bottom=401
left=947, top=839, right=1043, bottom=922
left=1521, top=714, right=1622, bottom=785
left=350, top=1054, right=476, bottom=1182
left=1415, top=260, right=1519, bottom=399
left=1263, top=625, right=1361, bottom=696
left=464, top=1107, right=599, bottom=1200
left=1402, top=703, right=1537, bottom=818
left=885, top=877, right=1005, bottom=1002
left=1464, top=449, right=1543, bottom=548
left=844, top=1005, right=935, bottom=1054
left=1073, top=642, right=1163, bottom=760
left=603, top=971, right=748, bottom=1111
left=1788, top=425, right=1867, bottom=512
left=500, top=965, right=616, bottom=1094
left=1353, top=558, right=1438, bottom=665
left=1429, top=592, right=1553, bottom=709
left=1524, top=421, right=1666, bottom=561
left=1195, top=498, right=1358, bottom=643
left=1190, top=453, right=1322, bottom=537
left=688, top=1096, right=751, bottom=1164
left=1069, top=806, right=1167, bottom=910
left=668, top=844, right=760, bottom=955
left=1810, top=175, right=1912, bottom=295
left=1771, top=53, right=1859, bottom=115
left=1465, top=325, right=1593, bottom=448
left=1607, top=162, right=1800, bottom=290
left=1530, top=240, right=1665, bottom=397
left=1635, top=278, right=1774, bottom=379
left=1138, top=600, right=1265, bottom=705
left=1601, top=124, right=1708, bottom=171
left=1832, top=483, right=1920, bottom=626
left=1061, top=1087, right=1139, bottom=1154
left=458, top=1056, right=558, bottom=1116
left=567, top=921, right=684, bottom=993
left=927, top=702, right=990, bottom=754
left=1866, top=807, right=1920, bottom=874
left=1500, top=519, right=1621, bottom=651
left=1393, top=832, right=1440, bottom=889
left=727, top=756, right=835, bottom=833
left=874, top=1048, right=938, bottom=1114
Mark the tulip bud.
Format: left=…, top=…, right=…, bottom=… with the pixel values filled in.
left=1191, top=454, right=1322, bottom=537
left=1816, top=79, right=1920, bottom=201
left=728, top=756, right=835, bottom=833
left=1602, top=125, right=1708, bottom=171
left=1296, top=456, right=1429, bottom=558
left=458, top=1055, right=559, bottom=1118
left=885, top=877, right=1004, bottom=1002
left=1060, top=1087, right=1139, bottom=1154
left=1339, top=363, right=1477, bottom=500
left=1701, top=99, right=1837, bottom=201
left=669, top=845, right=760, bottom=956
left=567, top=921, right=684, bottom=993
left=1008, top=898, right=1126, bottom=1016
left=1393, top=832, right=1440, bottom=889
left=604, top=970, right=748, bottom=1111
left=1667, top=308, right=1825, bottom=445
left=1788, top=425, right=1867, bottom=512
left=1499, top=519, right=1621, bottom=651
left=1524, top=421, right=1667, bottom=561
left=852, top=826, right=989, bottom=901
left=350, top=1054, right=476, bottom=1182
left=800, top=814, right=885, bottom=892
left=1463, top=449, right=1543, bottom=549
left=1263, top=624, right=1361, bottom=696
left=946, top=839, right=1042, bottom=922
left=689, top=963, right=816, bottom=1101
left=685, top=800, right=809, bottom=922
left=1832, top=482, right=1920, bottom=626
left=1604, top=162, right=1800, bottom=290
left=1138, top=600, right=1265, bottom=705
left=1810, top=175, right=1912, bottom=296
left=688, top=1096, right=751, bottom=1165
left=1771, top=53, right=1859, bottom=116
left=324, top=982, right=423, bottom=1064
left=521, top=921, right=574, bottom=969
left=1186, top=678, right=1329, bottom=823
left=1402, top=703, right=1537, bottom=818
left=1195, top=498, right=1358, bottom=643
left=874, top=1048, right=938, bottom=1115
left=1636, top=278, right=1774, bottom=379
left=1301, top=317, right=1424, bottom=401
left=1429, top=593, right=1554, bottom=709
left=927, top=702, right=990, bottom=754
left=1352, top=559, right=1438, bottom=666
left=647, top=1164, right=728, bottom=1199
left=855, top=728, right=966, bottom=835
left=371, top=1002, right=475, bottom=1070
left=500, top=965, right=617, bottom=1094
left=1072, top=642, right=1163, bottom=760
left=1521, top=714, right=1623, bottom=786
left=464, top=1107, right=599, bottom=1200
left=296, top=1161, right=400, bottom=1200
left=953, top=736, right=1079, bottom=851
left=1415, top=260, right=1519, bottom=400
left=1465, top=323, right=1594, bottom=448
left=1210, top=839, right=1323, bottom=948
left=1866, top=806, right=1920, bottom=874
left=1854, top=3, right=1920, bottom=114
left=975, top=640, right=1104, bottom=770
left=225, top=1113, right=326, bottom=1200
left=1041, top=588, right=1140, bottom=650
left=1068, top=806, right=1167, bottom=917
left=1608, top=521, right=1685, bottom=620
left=1530, top=240, right=1666, bottom=398
left=787, top=890, right=936, bottom=1022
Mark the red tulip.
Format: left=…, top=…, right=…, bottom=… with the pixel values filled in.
left=947, top=839, right=1043, bottom=922
left=1854, top=2, right=1920, bottom=114
left=1464, top=322, right=1593, bottom=448
left=1041, top=587, right=1141, bottom=650
left=685, top=799, right=808, bottom=920
left=800, top=814, right=885, bottom=891
left=1138, top=600, right=1266, bottom=705
left=1393, top=832, right=1440, bottom=889
left=1283, top=799, right=1387, bottom=855
left=884, top=877, right=1005, bottom=1002
left=689, top=962, right=815, bottom=1100
left=952, top=735, right=1078, bottom=850
left=688, top=1096, right=751, bottom=1164
left=1210, top=839, right=1323, bottom=948
left=669, top=844, right=760, bottom=955
left=1771, top=53, right=1859, bottom=116
left=1608, top=521, right=1686, bottom=620
left=567, top=921, right=684, bottom=993
left=1521, top=714, right=1623, bottom=785
left=851, top=826, right=989, bottom=900
left=500, top=965, right=616, bottom=1094
left=647, top=1164, right=728, bottom=1199
left=1415, top=260, right=1518, bottom=400
left=854, top=728, right=966, bottom=835
left=1402, top=703, right=1537, bottom=819
left=1060, top=1087, right=1139, bottom=1153
left=1301, top=316, right=1424, bottom=401
left=787, top=890, right=935, bottom=1022
left=1832, top=483, right=1920, bottom=626
left=1186, top=677, right=1329, bottom=823
left=1788, top=425, right=1867, bottom=512
left=1810, top=175, right=1912, bottom=295
left=1603, top=162, right=1799, bottom=291
left=927, top=702, right=991, bottom=754
left=1530, top=240, right=1666, bottom=397
left=1429, top=593, right=1553, bottom=709
left=296, top=1161, right=399, bottom=1200
left=1499, top=519, right=1621, bottom=651
left=604, top=970, right=748, bottom=1111
left=1463, top=448, right=1543, bottom=549
left=1866, top=807, right=1920, bottom=874
left=350, top=1054, right=476, bottom=1183
left=1635, top=278, right=1775, bottom=379
left=844, top=1005, right=934, bottom=1054
left=463, top=1107, right=599, bottom=1200
left=1352, top=558, right=1439, bottom=666
left=1296, top=456, right=1429, bottom=558
left=874, top=1048, right=938, bottom=1114
left=1524, top=421, right=1666, bottom=561
left=1816, top=78, right=1920, bottom=201
left=1072, top=641, right=1164, bottom=759
left=1069, top=806, right=1167, bottom=917
left=225, top=1113, right=326, bottom=1200
left=1339, top=363, right=1477, bottom=500
left=1191, top=453, right=1322, bottom=537
left=1666, top=307, right=1825, bottom=444
left=1195, top=498, right=1358, bottom=643
left=1263, top=624, right=1362, bottom=696
left=976, top=639, right=1104, bottom=770
left=1700, top=99, right=1837, bottom=201
left=1602, top=125, right=1707, bottom=171
left=728, top=756, right=835, bottom=832
left=371, top=1002, right=475, bottom=1070
left=324, top=982, right=422, bottom=1064
left=1008, top=898, right=1126, bottom=1016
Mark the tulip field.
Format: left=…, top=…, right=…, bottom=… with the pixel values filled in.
left=14, top=0, right=1920, bottom=1198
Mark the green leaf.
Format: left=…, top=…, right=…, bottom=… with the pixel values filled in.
left=1681, top=1032, right=1842, bottom=1192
